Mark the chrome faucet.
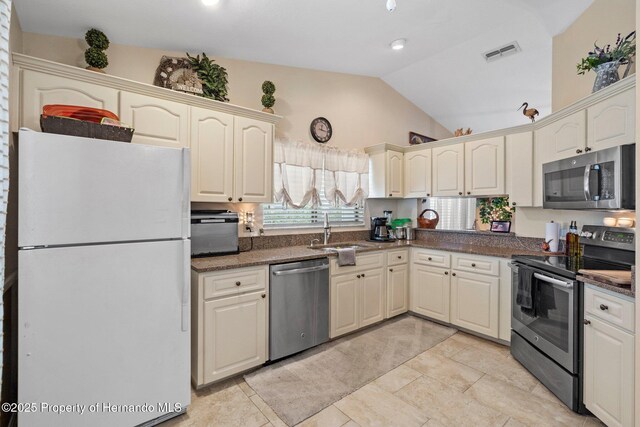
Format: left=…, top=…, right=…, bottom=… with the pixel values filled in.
left=310, top=238, right=321, bottom=248
left=323, top=213, right=332, bottom=245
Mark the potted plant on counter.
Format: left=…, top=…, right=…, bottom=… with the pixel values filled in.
left=478, top=197, right=512, bottom=233
left=577, top=31, right=636, bottom=92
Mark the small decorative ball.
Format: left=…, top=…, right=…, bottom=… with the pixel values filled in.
left=85, top=29, right=110, bottom=50
left=85, top=47, right=109, bottom=69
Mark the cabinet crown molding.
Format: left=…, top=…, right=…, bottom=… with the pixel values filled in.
left=12, top=53, right=282, bottom=125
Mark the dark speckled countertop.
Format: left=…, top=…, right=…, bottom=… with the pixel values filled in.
left=191, top=239, right=552, bottom=273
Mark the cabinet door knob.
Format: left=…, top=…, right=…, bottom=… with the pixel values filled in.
left=357, top=275, right=361, bottom=279
left=228, top=197, right=233, bottom=202
left=262, top=294, right=266, bottom=298
left=467, top=191, right=471, bottom=195
left=361, top=273, right=365, bottom=277
left=389, top=268, right=394, bottom=272
left=238, top=197, right=243, bottom=202
left=471, top=263, right=476, bottom=267
left=389, top=193, right=393, bottom=197
left=512, top=202, right=517, bottom=206
left=235, top=281, right=241, bottom=286
left=428, top=257, right=433, bottom=261
left=584, top=319, right=591, bottom=325
left=452, top=272, right=457, bottom=276
left=599, top=304, right=609, bottom=311
left=444, top=271, right=449, bottom=275
left=576, top=149, right=583, bottom=154
left=458, top=192, right=463, bottom=196
left=427, top=193, right=431, bottom=197
left=585, top=147, right=592, bottom=152
left=397, top=255, right=402, bottom=259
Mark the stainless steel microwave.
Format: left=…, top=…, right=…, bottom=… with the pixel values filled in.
left=543, top=144, right=635, bottom=210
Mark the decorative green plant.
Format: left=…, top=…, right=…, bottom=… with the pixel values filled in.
left=186, top=52, right=229, bottom=102
left=261, top=80, right=276, bottom=110
left=577, top=31, right=636, bottom=75
left=84, top=29, right=109, bottom=70
left=478, top=197, right=512, bottom=224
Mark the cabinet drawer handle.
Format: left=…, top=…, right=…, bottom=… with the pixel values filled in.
left=444, top=271, right=449, bottom=275
left=471, top=263, right=476, bottom=267
left=228, top=197, right=233, bottom=202
left=235, top=281, right=241, bottom=286
left=262, top=294, right=266, bottom=298
left=452, top=273, right=457, bottom=276
left=389, top=268, right=394, bottom=272
left=584, top=319, right=591, bottom=325
left=599, top=304, right=609, bottom=311
left=397, top=255, right=402, bottom=259
left=576, top=149, right=583, bottom=154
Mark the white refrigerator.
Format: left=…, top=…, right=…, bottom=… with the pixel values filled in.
left=17, top=129, right=191, bottom=427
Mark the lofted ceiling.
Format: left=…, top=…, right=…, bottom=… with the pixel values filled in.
left=14, top=0, right=593, bottom=133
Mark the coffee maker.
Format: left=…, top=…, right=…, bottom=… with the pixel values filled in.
left=370, top=217, right=396, bottom=242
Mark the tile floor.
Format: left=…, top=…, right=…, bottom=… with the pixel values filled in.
left=163, top=325, right=604, bottom=427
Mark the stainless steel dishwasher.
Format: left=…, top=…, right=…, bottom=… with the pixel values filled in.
left=269, top=258, right=330, bottom=361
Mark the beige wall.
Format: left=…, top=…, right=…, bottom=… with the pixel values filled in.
left=552, top=0, right=635, bottom=111
left=20, top=33, right=451, bottom=150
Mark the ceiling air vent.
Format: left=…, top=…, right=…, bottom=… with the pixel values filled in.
left=483, top=41, right=521, bottom=63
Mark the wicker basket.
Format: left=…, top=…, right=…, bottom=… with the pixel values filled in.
left=418, top=209, right=439, bottom=229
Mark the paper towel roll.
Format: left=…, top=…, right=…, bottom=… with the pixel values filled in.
left=545, top=222, right=560, bottom=252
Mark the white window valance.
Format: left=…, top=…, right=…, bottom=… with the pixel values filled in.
left=273, top=139, right=369, bottom=209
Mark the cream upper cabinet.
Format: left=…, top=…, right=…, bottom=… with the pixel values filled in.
left=120, top=91, right=189, bottom=148
left=190, top=107, right=234, bottom=203
left=505, top=132, right=533, bottom=208
left=360, top=268, right=385, bottom=328
left=387, top=264, right=409, bottom=318
left=464, top=136, right=505, bottom=196
left=587, top=88, right=635, bottom=151
left=21, top=70, right=118, bottom=131
left=330, top=273, right=360, bottom=338
left=533, top=110, right=586, bottom=206
left=432, top=143, right=465, bottom=196
left=404, top=149, right=432, bottom=198
left=410, top=264, right=450, bottom=323
left=368, top=148, right=404, bottom=198
left=450, top=271, right=499, bottom=337
left=202, top=291, right=267, bottom=385
left=234, top=117, right=273, bottom=203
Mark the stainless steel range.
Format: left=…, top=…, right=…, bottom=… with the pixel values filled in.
left=509, top=225, right=634, bottom=413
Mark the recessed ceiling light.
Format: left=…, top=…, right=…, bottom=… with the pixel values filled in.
left=390, top=39, right=406, bottom=50
left=201, top=0, right=220, bottom=6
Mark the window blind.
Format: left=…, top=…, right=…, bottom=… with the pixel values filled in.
left=422, top=197, right=476, bottom=231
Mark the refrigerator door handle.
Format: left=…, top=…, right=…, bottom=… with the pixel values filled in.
left=182, top=148, right=191, bottom=239
left=182, top=241, right=190, bottom=332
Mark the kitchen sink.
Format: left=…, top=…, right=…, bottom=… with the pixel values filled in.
left=309, top=243, right=374, bottom=251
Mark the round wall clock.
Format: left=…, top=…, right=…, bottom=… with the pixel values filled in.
left=310, top=117, right=332, bottom=143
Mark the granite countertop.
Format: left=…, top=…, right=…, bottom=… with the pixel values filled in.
left=191, top=239, right=551, bottom=273
left=579, top=276, right=635, bottom=299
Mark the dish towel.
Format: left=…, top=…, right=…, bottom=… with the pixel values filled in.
left=336, top=248, right=356, bottom=266
left=516, top=265, right=536, bottom=316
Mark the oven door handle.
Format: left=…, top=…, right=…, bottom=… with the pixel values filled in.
left=533, top=272, right=574, bottom=289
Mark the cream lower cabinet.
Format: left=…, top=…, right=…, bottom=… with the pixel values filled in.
left=234, top=117, right=274, bottom=203
left=20, top=69, right=119, bottom=131
left=191, top=266, right=268, bottom=387
left=432, top=143, right=464, bottom=196
left=583, top=286, right=635, bottom=427
left=410, top=264, right=450, bottom=323
left=330, top=253, right=386, bottom=338
left=190, top=107, right=234, bottom=202
left=120, top=91, right=190, bottom=148
left=386, top=264, right=409, bottom=318
left=450, top=271, right=499, bottom=337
